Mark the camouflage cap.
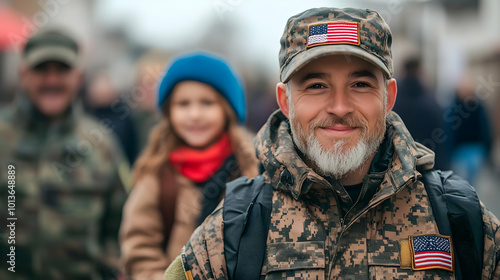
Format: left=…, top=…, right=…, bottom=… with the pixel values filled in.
left=23, top=29, right=79, bottom=68
left=279, top=7, right=393, bottom=82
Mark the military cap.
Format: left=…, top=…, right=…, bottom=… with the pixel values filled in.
left=279, top=7, right=393, bottom=82
left=23, top=29, right=79, bottom=68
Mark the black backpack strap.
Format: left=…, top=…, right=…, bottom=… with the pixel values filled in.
left=234, top=178, right=273, bottom=280
left=421, top=169, right=483, bottom=280
left=223, top=175, right=272, bottom=280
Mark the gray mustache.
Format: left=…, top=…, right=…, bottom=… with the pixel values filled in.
left=310, top=115, right=368, bottom=130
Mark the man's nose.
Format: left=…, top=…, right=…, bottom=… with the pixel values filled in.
left=324, top=90, right=354, bottom=118
left=43, top=68, right=62, bottom=85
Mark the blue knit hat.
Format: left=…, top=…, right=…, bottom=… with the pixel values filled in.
left=157, top=52, right=246, bottom=123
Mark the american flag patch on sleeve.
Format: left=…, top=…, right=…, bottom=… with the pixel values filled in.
left=410, top=234, right=454, bottom=272
left=307, top=22, right=360, bottom=48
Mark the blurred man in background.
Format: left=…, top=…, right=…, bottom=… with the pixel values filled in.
left=85, top=71, right=140, bottom=165
left=129, top=51, right=164, bottom=153
left=446, top=75, right=493, bottom=185
left=393, top=57, right=450, bottom=170
left=0, top=29, right=129, bottom=280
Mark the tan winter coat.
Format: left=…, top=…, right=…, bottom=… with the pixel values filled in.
left=120, top=131, right=258, bottom=280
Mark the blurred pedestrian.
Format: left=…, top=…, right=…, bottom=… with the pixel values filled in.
left=246, top=75, right=278, bottom=133
left=86, top=71, right=140, bottom=165
left=119, top=52, right=258, bottom=280
left=0, top=29, right=129, bottom=279
left=129, top=52, right=164, bottom=154
left=447, top=76, right=493, bottom=184
left=393, top=56, right=450, bottom=170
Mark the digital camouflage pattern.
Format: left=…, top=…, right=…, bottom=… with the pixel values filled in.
left=279, top=7, right=393, bottom=82
left=177, top=109, right=500, bottom=280
left=0, top=94, right=129, bottom=280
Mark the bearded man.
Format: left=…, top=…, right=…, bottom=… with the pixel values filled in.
left=164, top=7, right=500, bottom=280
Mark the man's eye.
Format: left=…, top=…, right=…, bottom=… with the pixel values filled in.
left=176, top=101, right=189, bottom=106
left=307, top=83, right=326, bottom=89
left=33, top=65, right=48, bottom=72
left=353, top=82, right=370, bottom=88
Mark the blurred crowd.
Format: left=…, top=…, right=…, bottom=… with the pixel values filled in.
left=1, top=0, right=500, bottom=279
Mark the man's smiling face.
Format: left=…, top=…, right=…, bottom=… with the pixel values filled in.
left=277, top=55, right=397, bottom=179
left=21, top=61, right=81, bottom=118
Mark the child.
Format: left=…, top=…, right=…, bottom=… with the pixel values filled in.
left=119, top=52, right=258, bottom=279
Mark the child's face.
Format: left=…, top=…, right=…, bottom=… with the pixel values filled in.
left=169, top=81, right=227, bottom=149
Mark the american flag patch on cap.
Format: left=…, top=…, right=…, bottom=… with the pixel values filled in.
left=307, top=22, right=360, bottom=47
left=410, top=234, right=454, bottom=272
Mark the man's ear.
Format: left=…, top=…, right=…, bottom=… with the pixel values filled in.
left=276, top=82, right=290, bottom=118
left=386, top=78, right=397, bottom=113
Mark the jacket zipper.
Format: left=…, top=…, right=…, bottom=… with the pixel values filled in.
left=328, top=178, right=414, bottom=277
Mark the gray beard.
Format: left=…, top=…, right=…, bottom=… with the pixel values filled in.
left=289, top=107, right=385, bottom=179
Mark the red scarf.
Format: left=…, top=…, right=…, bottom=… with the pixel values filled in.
left=169, top=133, right=232, bottom=183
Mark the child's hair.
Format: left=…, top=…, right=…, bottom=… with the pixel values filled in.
left=132, top=93, right=254, bottom=183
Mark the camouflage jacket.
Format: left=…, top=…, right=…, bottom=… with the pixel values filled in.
left=0, top=94, right=129, bottom=280
left=177, top=110, right=500, bottom=280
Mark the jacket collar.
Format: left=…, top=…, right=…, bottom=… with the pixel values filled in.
left=255, top=109, right=434, bottom=200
